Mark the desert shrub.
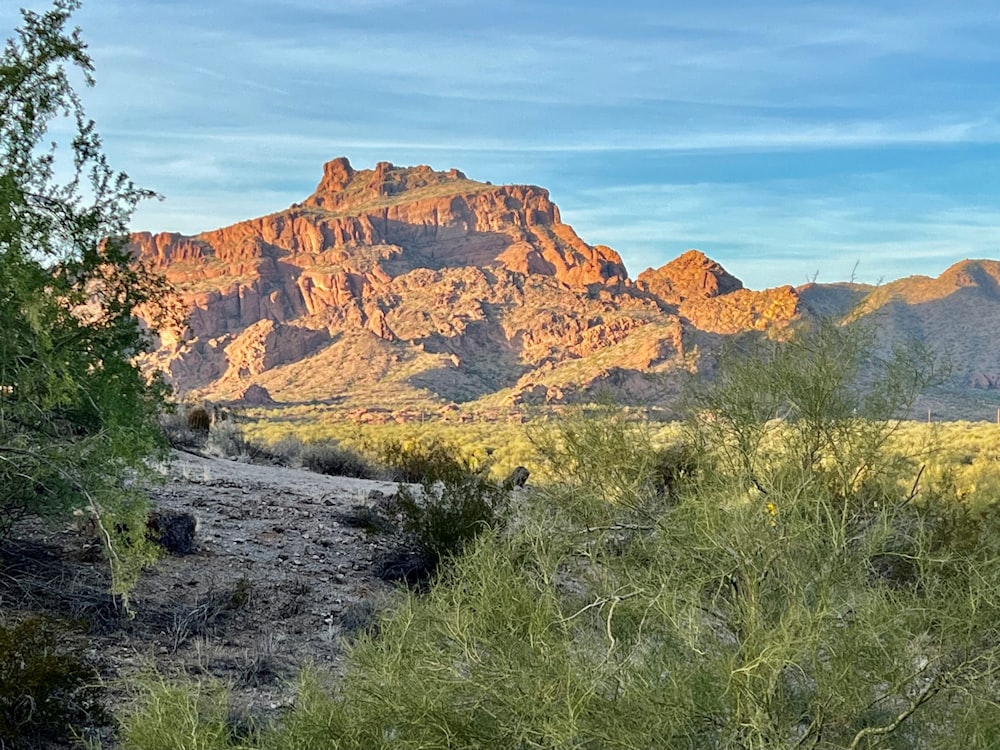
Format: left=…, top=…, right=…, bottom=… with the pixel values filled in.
left=370, top=436, right=485, bottom=484
left=159, top=407, right=205, bottom=450
left=363, top=436, right=509, bottom=576
left=241, top=413, right=542, bottom=481
left=266, top=434, right=304, bottom=465
left=301, top=440, right=378, bottom=479
left=202, top=420, right=290, bottom=466
left=202, top=421, right=251, bottom=459
left=257, top=508, right=724, bottom=750
left=0, top=616, right=108, bottom=748
left=119, top=674, right=255, bottom=750
left=684, top=318, right=939, bottom=508
left=530, top=402, right=677, bottom=523
left=391, top=472, right=509, bottom=568
left=648, top=441, right=700, bottom=501
left=0, top=1, right=170, bottom=597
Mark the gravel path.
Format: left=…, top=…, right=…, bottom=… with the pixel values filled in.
left=2, top=449, right=409, bottom=727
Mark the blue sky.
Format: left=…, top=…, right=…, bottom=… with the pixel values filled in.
left=7, top=0, right=1000, bottom=289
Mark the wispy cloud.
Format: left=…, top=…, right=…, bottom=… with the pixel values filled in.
left=562, top=179, right=1000, bottom=288
left=7, top=0, right=998, bottom=287
left=101, top=116, right=1000, bottom=157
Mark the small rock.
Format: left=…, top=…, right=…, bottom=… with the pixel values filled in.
left=147, top=510, right=198, bottom=555
left=503, top=466, right=530, bottom=489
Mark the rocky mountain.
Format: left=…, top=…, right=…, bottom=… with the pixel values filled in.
left=131, top=158, right=1000, bottom=421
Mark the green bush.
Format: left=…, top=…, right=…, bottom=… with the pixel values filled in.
left=0, top=0, right=169, bottom=598
left=368, top=439, right=509, bottom=583
left=119, top=674, right=254, bottom=750
left=683, top=318, right=937, bottom=507
left=371, top=436, right=485, bottom=484
left=0, top=616, right=107, bottom=749
left=301, top=440, right=378, bottom=479
left=391, top=471, right=509, bottom=567
left=648, top=441, right=699, bottom=501
left=530, top=403, right=678, bottom=524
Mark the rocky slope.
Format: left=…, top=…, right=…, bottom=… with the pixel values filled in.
left=132, top=158, right=1000, bottom=420
left=841, top=259, right=1000, bottom=393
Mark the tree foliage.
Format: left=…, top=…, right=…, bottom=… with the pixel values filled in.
left=684, top=318, right=939, bottom=505
left=0, top=0, right=169, bottom=596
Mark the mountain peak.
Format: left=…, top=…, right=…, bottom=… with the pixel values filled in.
left=314, top=156, right=355, bottom=194
left=305, top=157, right=475, bottom=213
left=128, top=157, right=1000, bottom=419
left=939, top=258, right=1000, bottom=293
left=637, top=249, right=744, bottom=304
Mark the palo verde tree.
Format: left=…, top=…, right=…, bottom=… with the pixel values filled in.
left=684, top=317, right=939, bottom=506
left=1, top=0, right=170, bottom=598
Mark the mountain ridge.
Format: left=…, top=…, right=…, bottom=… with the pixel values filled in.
left=132, top=158, right=1000, bottom=421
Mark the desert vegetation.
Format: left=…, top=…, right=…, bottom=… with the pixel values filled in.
left=240, top=406, right=545, bottom=481
left=8, top=4, right=1000, bottom=749
left=0, top=0, right=171, bottom=598
left=112, top=318, right=1000, bottom=749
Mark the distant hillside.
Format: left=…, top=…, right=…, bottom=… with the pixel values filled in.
left=131, top=158, right=1000, bottom=421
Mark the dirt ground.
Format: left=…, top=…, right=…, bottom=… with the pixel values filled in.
left=0, top=449, right=409, bottom=740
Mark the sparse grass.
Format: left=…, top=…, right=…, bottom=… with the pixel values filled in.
left=235, top=634, right=281, bottom=688
left=167, top=580, right=254, bottom=653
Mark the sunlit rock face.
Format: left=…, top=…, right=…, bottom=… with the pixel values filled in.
left=129, top=158, right=819, bottom=410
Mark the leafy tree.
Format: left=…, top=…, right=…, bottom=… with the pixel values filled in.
left=0, top=0, right=170, bottom=598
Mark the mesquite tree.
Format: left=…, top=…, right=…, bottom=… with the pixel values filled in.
left=1, top=0, right=170, bottom=598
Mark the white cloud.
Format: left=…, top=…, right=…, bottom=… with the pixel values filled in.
left=561, top=180, right=1000, bottom=289
left=9, top=0, right=997, bottom=290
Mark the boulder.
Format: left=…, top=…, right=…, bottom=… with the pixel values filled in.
left=503, top=466, right=530, bottom=489
left=147, top=510, right=197, bottom=555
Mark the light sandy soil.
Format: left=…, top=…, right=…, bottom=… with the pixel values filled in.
left=1, top=449, right=409, bottom=732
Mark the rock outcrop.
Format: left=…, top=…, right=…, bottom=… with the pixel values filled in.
left=132, top=157, right=1000, bottom=419
left=638, top=250, right=743, bottom=304
left=235, top=384, right=275, bottom=406
left=129, top=159, right=810, bottom=409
